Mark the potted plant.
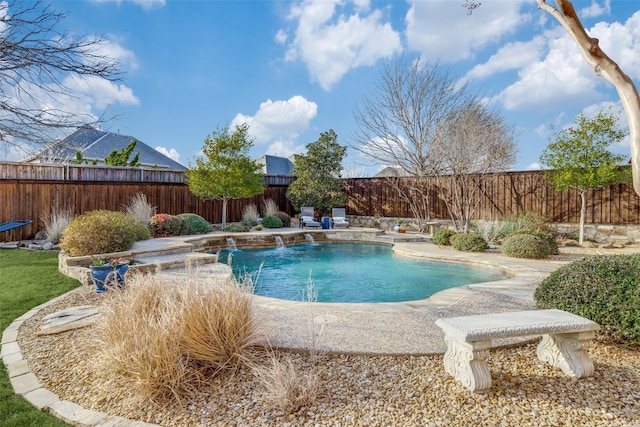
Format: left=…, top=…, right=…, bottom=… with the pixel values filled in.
left=394, top=220, right=402, bottom=233
left=90, top=256, right=129, bottom=293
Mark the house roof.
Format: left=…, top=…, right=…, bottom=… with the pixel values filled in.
left=256, top=154, right=295, bottom=175
left=25, top=127, right=187, bottom=170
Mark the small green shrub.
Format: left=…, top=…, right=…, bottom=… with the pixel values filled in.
left=178, top=213, right=211, bottom=235
left=534, top=254, right=640, bottom=344
left=501, top=230, right=558, bottom=259
left=224, top=224, right=250, bottom=232
left=149, top=213, right=182, bottom=238
left=255, top=224, right=263, bottom=231
left=432, top=228, right=456, bottom=245
left=60, top=210, right=149, bottom=256
left=275, top=211, right=291, bottom=227
left=261, top=215, right=283, bottom=229
left=452, top=233, right=487, bottom=252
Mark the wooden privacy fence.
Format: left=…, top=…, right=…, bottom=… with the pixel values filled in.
left=0, top=179, right=292, bottom=241
left=346, top=171, right=640, bottom=225
left=2, top=163, right=640, bottom=241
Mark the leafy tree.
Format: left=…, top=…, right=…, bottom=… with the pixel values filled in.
left=0, top=1, right=122, bottom=149
left=286, top=129, right=347, bottom=217
left=104, top=139, right=140, bottom=166
left=186, top=123, right=264, bottom=229
left=540, top=110, right=629, bottom=245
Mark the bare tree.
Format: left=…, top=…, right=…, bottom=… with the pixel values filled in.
left=432, top=102, right=516, bottom=232
left=351, top=57, right=481, bottom=231
left=0, top=1, right=122, bottom=150
left=464, top=0, right=640, bottom=196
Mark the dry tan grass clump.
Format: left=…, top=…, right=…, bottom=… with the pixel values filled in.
left=253, top=355, right=320, bottom=414
left=95, top=270, right=258, bottom=403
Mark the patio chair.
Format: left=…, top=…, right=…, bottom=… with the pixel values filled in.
left=332, top=208, right=349, bottom=228
left=300, top=206, right=321, bottom=228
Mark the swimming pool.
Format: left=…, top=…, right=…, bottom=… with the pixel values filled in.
left=219, top=242, right=509, bottom=303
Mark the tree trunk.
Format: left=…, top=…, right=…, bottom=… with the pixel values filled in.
left=538, top=0, right=640, bottom=196
left=221, top=197, right=228, bottom=230
left=579, top=190, right=586, bottom=246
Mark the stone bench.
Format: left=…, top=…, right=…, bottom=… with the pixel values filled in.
left=435, top=309, right=600, bottom=392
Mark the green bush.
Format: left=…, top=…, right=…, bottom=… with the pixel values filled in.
left=534, top=254, right=640, bottom=344
left=452, top=233, right=487, bottom=252
left=224, top=224, right=250, bottom=232
left=432, top=228, right=456, bottom=245
left=60, top=210, right=149, bottom=256
left=501, top=231, right=558, bottom=259
left=148, top=213, right=182, bottom=238
left=177, top=213, right=211, bottom=235
left=261, top=215, right=283, bottom=229
left=275, top=211, right=291, bottom=227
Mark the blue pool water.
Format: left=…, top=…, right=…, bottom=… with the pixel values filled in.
left=218, top=243, right=508, bottom=303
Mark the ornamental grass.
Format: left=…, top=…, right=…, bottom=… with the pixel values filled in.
left=95, top=269, right=258, bottom=404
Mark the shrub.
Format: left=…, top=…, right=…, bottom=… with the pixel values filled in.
left=149, top=213, right=182, bottom=238
left=473, top=220, right=505, bottom=246
left=275, top=211, right=291, bottom=227
left=60, top=210, right=149, bottom=256
left=432, top=228, right=456, bottom=246
left=41, top=207, right=75, bottom=244
left=177, top=213, right=211, bottom=235
left=502, top=233, right=551, bottom=259
left=124, top=192, right=156, bottom=225
left=502, top=230, right=560, bottom=258
left=534, top=254, right=640, bottom=344
left=263, top=198, right=279, bottom=217
left=96, top=271, right=258, bottom=403
left=452, top=233, right=487, bottom=252
left=224, top=224, right=250, bottom=232
left=261, top=215, right=283, bottom=229
left=241, top=203, right=260, bottom=227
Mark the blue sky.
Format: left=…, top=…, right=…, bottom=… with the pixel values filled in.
left=6, top=0, right=640, bottom=176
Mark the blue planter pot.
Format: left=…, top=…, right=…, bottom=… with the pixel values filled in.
left=90, top=263, right=129, bottom=293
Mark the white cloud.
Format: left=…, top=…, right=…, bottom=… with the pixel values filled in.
left=280, top=0, right=401, bottom=90
left=464, top=37, right=546, bottom=80
left=230, top=95, right=318, bottom=145
left=65, top=75, right=140, bottom=110
left=265, top=140, right=306, bottom=159
left=155, top=146, right=180, bottom=163
left=525, top=162, right=541, bottom=170
left=406, top=0, right=530, bottom=63
left=91, top=37, right=139, bottom=71
left=580, top=0, right=610, bottom=19
left=486, top=11, right=640, bottom=111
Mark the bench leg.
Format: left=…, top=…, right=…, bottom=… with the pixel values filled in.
left=442, top=335, right=492, bottom=392
left=536, top=331, right=596, bottom=378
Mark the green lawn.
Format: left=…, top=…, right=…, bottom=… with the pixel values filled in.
left=0, top=249, right=80, bottom=427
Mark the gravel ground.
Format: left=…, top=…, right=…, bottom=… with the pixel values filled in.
left=17, top=285, right=640, bottom=427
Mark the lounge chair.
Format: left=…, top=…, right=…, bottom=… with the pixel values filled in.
left=300, top=206, right=321, bottom=228
left=332, top=208, right=349, bottom=228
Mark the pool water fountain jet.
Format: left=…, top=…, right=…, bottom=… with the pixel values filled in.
left=274, top=236, right=284, bottom=248
left=304, top=233, right=315, bottom=243
left=226, top=237, right=237, bottom=251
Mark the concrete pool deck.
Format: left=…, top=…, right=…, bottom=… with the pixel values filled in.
left=250, top=240, right=567, bottom=355
left=127, top=230, right=627, bottom=355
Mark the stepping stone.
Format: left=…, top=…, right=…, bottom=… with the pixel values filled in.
left=38, top=306, right=100, bottom=335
